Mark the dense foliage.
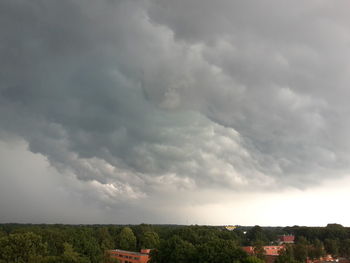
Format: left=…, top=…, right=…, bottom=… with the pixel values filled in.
left=0, top=223, right=349, bottom=263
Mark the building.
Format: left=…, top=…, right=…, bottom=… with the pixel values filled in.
left=242, top=246, right=284, bottom=256
left=108, top=249, right=151, bottom=263
left=307, top=255, right=350, bottom=263
left=225, top=225, right=237, bottom=231
left=277, top=235, right=295, bottom=244
left=242, top=245, right=284, bottom=263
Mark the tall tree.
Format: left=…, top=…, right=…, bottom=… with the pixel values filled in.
left=151, top=235, right=196, bottom=263
left=309, top=239, right=324, bottom=259
left=61, top=242, right=89, bottom=263
left=97, top=228, right=115, bottom=251
left=324, top=238, right=339, bottom=256
left=276, top=245, right=297, bottom=263
left=294, top=237, right=309, bottom=263
left=196, top=239, right=246, bottom=263
left=340, top=239, right=350, bottom=258
left=140, top=231, right=160, bottom=249
left=0, top=232, right=47, bottom=263
left=247, top=226, right=267, bottom=244
left=0, top=231, right=6, bottom=239
left=325, top=224, right=346, bottom=240
left=118, top=227, right=136, bottom=251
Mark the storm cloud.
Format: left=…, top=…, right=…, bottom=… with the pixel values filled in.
left=1, top=0, right=350, bottom=223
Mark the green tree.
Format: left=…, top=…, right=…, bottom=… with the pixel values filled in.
left=276, top=245, right=297, bottom=263
left=340, top=239, right=350, bottom=258
left=294, top=237, right=309, bottom=263
left=243, top=256, right=265, bottom=263
left=0, top=231, right=6, bottom=239
left=173, top=226, right=200, bottom=244
left=247, top=226, right=267, bottom=244
left=140, top=231, right=160, bottom=249
left=324, top=239, right=339, bottom=256
left=118, top=227, right=136, bottom=251
left=40, top=228, right=69, bottom=256
left=0, top=232, right=47, bottom=263
left=308, top=239, right=324, bottom=260
left=325, top=224, right=346, bottom=240
left=97, top=228, right=115, bottom=251
left=165, top=235, right=196, bottom=263
left=196, top=239, right=247, bottom=263
left=151, top=235, right=196, bottom=263
left=70, top=227, right=101, bottom=263
left=62, top=242, right=85, bottom=262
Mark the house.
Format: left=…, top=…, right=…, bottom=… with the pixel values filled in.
left=242, top=245, right=284, bottom=263
left=307, top=255, right=350, bottom=263
left=108, top=248, right=151, bottom=263
left=277, top=235, right=295, bottom=244
left=242, top=246, right=284, bottom=256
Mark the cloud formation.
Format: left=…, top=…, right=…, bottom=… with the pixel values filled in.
left=1, top=0, right=350, bottom=222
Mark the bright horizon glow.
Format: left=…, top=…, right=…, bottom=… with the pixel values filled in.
left=1, top=138, right=349, bottom=227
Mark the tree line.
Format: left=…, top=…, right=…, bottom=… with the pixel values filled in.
left=0, top=224, right=159, bottom=263
left=1, top=223, right=350, bottom=263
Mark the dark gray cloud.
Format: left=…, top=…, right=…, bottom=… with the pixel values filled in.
left=1, top=0, right=350, bottom=222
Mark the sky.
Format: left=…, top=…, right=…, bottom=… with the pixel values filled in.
left=1, top=0, right=350, bottom=226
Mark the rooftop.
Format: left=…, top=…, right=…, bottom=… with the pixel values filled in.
left=110, top=249, right=150, bottom=256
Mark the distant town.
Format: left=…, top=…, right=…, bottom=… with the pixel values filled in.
left=1, top=223, right=350, bottom=263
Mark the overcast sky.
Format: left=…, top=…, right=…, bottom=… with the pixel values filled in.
left=1, top=0, right=350, bottom=226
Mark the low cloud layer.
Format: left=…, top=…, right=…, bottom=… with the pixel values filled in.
left=1, top=0, right=350, bottom=223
